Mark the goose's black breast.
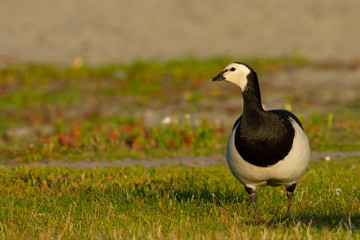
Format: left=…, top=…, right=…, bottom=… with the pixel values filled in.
left=234, top=110, right=298, bottom=167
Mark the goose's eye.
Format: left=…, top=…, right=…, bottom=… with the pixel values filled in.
left=230, top=67, right=236, bottom=72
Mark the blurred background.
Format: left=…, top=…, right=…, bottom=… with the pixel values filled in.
left=0, top=2, right=359, bottom=238
left=0, top=0, right=360, bottom=164
left=1, top=0, right=360, bottom=65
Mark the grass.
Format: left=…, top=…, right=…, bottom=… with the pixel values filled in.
left=0, top=117, right=228, bottom=164
left=1, top=55, right=360, bottom=164
left=0, top=55, right=309, bottom=127
left=0, top=157, right=359, bottom=239
left=1, top=111, right=360, bottom=165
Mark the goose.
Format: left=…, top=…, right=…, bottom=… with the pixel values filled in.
left=212, top=62, right=310, bottom=218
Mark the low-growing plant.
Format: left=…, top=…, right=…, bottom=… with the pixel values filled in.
left=0, top=117, right=228, bottom=164
left=1, top=111, right=360, bottom=164
left=0, top=158, right=359, bottom=239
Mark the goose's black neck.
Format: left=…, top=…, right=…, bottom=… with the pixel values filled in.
left=241, top=71, right=264, bottom=116
left=233, top=64, right=298, bottom=167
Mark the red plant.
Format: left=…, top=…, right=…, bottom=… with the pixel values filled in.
left=58, top=133, right=77, bottom=147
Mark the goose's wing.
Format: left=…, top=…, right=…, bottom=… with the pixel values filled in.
left=232, top=115, right=242, bottom=130
left=268, top=110, right=303, bottom=130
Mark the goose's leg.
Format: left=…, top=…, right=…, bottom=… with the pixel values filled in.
left=285, top=183, right=296, bottom=218
left=245, top=186, right=259, bottom=219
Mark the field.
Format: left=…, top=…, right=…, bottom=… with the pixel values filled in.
left=0, top=159, right=359, bottom=239
left=0, top=56, right=360, bottom=239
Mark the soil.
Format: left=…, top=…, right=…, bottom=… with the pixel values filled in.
left=5, top=151, right=358, bottom=169
left=1, top=0, right=360, bottom=65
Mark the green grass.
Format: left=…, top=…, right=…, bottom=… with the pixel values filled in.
left=0, top=158, right=359, bottom=239
left=0, top=118, right=227, bottom=164
left=304, top=111, right=360, bottom=151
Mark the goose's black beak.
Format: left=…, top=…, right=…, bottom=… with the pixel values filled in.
left=212, top=70, right=226, bottom=81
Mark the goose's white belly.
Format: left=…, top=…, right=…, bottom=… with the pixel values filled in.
left=226, top=118, right=310, bottom=188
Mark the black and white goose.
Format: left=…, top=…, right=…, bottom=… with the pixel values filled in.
left=213, top=62, right=310, bottom=218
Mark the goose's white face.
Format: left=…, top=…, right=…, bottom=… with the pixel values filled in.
left=212, top=63, right=251, bottom=91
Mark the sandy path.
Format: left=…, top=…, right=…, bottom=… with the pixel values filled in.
left=1, top=0, right=360, bottom=65
left=5, top=151, right=359, bottom=169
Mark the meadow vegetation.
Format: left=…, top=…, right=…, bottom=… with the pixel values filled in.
left=1, top=56, right=359, bottom=164
left=0, top=158, right=359, bottom=239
